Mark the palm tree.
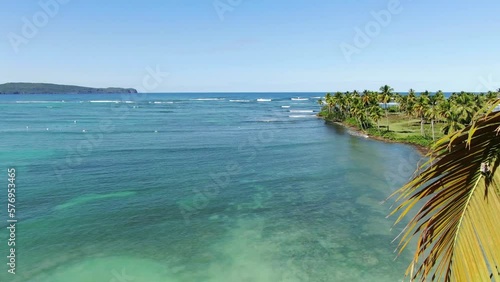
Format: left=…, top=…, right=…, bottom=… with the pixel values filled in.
left=393, top=93, right=403, bottom=112
left=398, top=95, right=409, bottom=122
left=369, top=105, right=384, bottom=132
left=362, top=90, right=373, bottom=125
left=379, top=85, right=394, bottom=131
left=390, top=106, right=500, bottom=281
left=486, top=91, right=497, bottom=102
left=442, top=111, right=465, bottom=134
left=337, top=93, right=348, bottom=120
left=317, top=99, right=326, bottom=117
left=344, top=91, right=353, bottom=118
left=437, top=99, right=466, bottom=135
left=350, top=97, right=367, bottom=129
left=425, top=103, right=439, bottom=140
left=325, top=93, right=333, bottom=117
left=413, top=93, right=430, bottom=136
left=434, top=90, right=445, bottom=102
left=453, top=93, right=475, bottom=125
left=438, top=99, right=452, bottom=121
left=404, top=89, right=416, bottom=126
left=361, top=90, right=372, bottom=107
left=426, top=91, right=444, bottom=141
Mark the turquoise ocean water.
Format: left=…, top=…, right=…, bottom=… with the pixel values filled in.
left=0, top=93, right=420, bottom=281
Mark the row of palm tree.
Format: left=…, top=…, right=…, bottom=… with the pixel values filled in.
left=318, top=86, right=500, bottom=280
left=391, top=98, right=500, bottom=281
left=318, top=85, right=499, bottom=140
left=319, top=86, right=500, bottom=281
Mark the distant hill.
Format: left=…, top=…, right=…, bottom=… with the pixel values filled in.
left=0, top=83, right=138, bottom=94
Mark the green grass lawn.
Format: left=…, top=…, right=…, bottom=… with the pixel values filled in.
left=387, top=114, right=444, bottom=138
left=368, top=113, right=445, bottom=148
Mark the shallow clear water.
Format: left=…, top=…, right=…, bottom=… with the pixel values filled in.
left=0, top=93, right=420, bottom=281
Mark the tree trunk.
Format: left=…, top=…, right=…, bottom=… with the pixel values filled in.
left=385, top=104, right=389, bottom=131
left=420, top=116, right=425, bottom=136
left=431, top=119, right=435, bottom=141
left=365, top=110, right=369, bottom=129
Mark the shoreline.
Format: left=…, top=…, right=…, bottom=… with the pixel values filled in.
left=325, top=120, right=430, bottom=156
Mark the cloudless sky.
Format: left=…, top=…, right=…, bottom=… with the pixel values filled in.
left=1, top=0, right=500, bottom=92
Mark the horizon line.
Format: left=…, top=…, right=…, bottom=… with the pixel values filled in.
left=136, top=90, right=490, bottom=94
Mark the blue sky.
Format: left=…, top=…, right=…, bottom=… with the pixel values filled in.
left=1, top=0, right=500, bottom=92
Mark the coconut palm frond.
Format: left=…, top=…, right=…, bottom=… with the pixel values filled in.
left=390, top=108, right=500, bottom=281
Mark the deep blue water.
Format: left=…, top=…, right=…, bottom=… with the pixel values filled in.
left=0, top=93, right=420, bottom=281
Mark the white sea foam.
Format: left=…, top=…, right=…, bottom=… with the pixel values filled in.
left=289, top=110, right=314, bottom=113
left=190, top=98, right=225, bottom=101
left=229, top=100, right=251, bottom=102
left=152, top=101, right=174, bottom=104
left=89, top=100, right=120, bottom=103
left=257, top=99, right=272, bottom=102
left=291, top=98, right=309, bottom=101
left=15, top=101, right=62, bottom=104
left=281, top=106, right=291, bottom=108
left=348, top=130, right=369, bottom=138
left=289, top=115, right=317, bottom=118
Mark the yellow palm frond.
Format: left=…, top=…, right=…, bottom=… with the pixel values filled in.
left=390, top=107, right=500, bottom=281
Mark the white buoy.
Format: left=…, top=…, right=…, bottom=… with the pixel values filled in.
left=46, top=128, right=49, bottom=131
left=74, top=120, right=77, bottom=124
left=82, top=129, right=86, bottom=133
left=154, top=130, right=158, bottom=133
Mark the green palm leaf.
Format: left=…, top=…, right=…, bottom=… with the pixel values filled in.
left=390, top=108, right=500, bottom=281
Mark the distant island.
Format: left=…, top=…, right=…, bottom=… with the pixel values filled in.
left=0, top=83, right=138, bottom=94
